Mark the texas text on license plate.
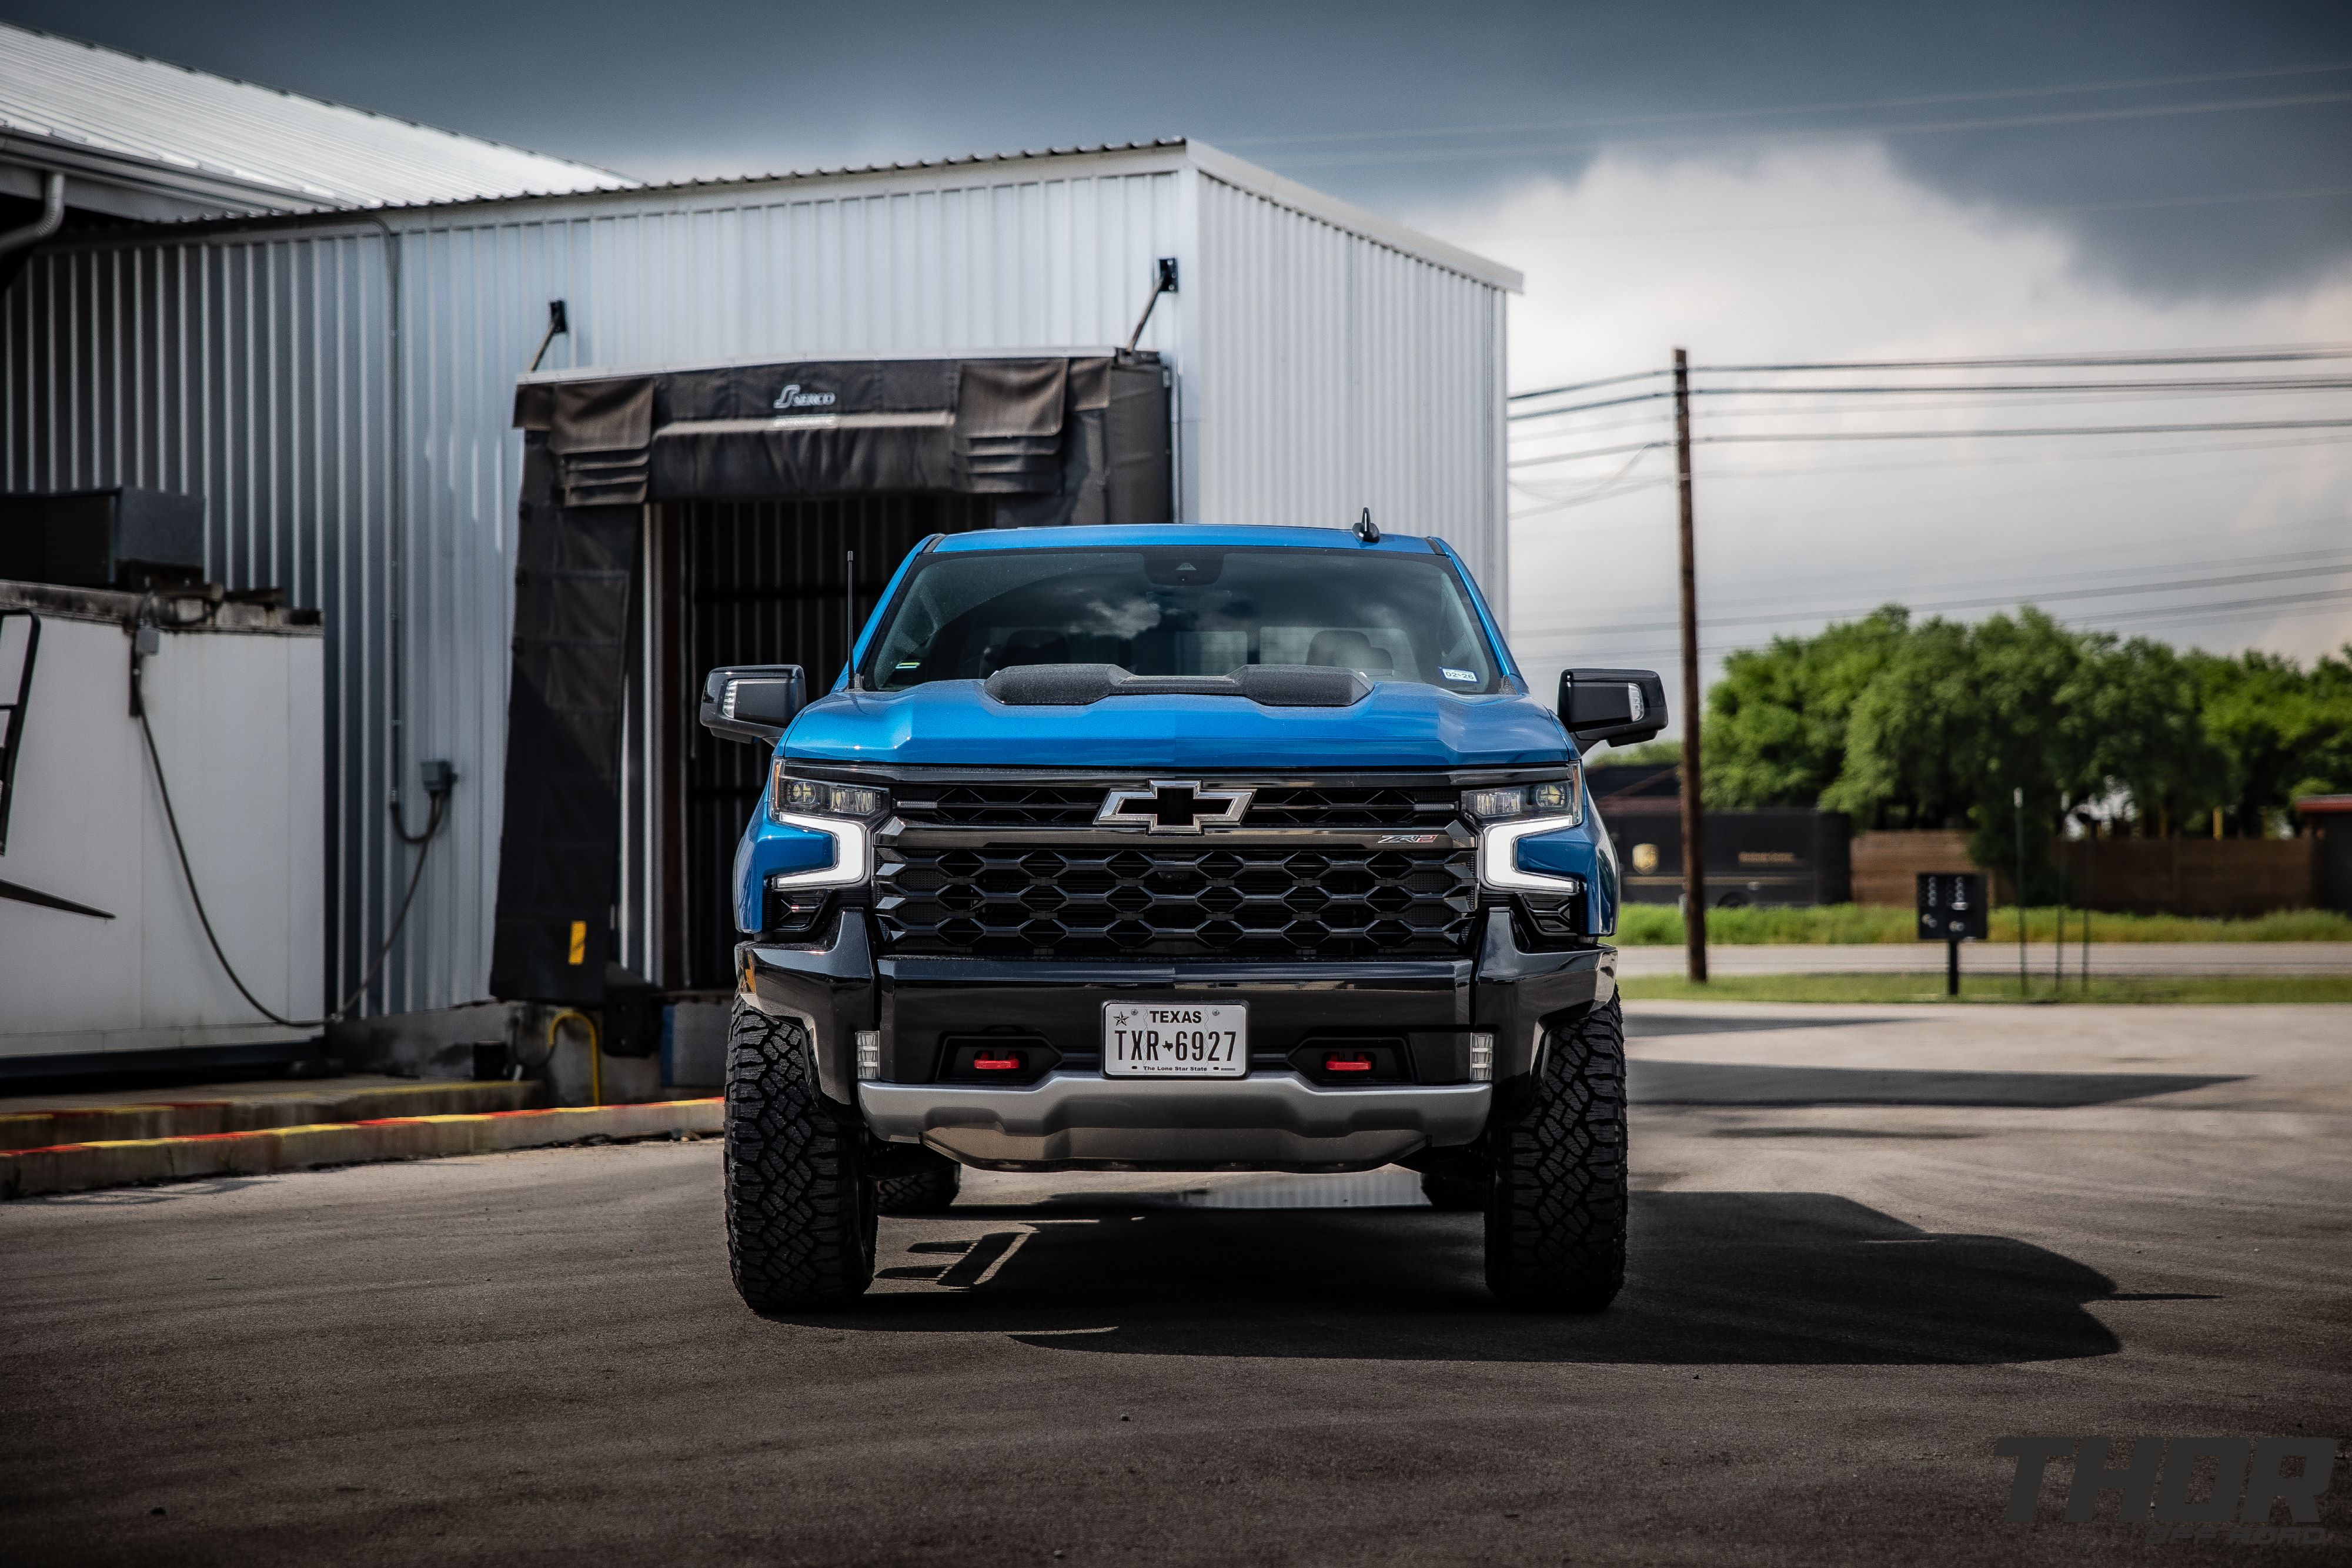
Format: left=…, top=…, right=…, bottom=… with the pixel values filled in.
left=1101, top=1002, right=1248, bottom=1078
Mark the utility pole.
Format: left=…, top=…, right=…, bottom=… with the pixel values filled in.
left=1674, top=347, right=1708, bottom=984
left=2014, top=786, right=2027, bottom=996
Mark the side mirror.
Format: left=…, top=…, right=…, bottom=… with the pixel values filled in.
left=700, top=665, right=807, bottom=746
left=1558, top=667, right=1668, bottom=747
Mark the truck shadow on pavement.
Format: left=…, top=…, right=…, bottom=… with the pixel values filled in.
left=1628, top=1061, right=2240, bottom=1107
left=828, top=1190, right=2124, bottom=1365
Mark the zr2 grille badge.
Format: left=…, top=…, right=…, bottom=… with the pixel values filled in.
left=1095, top=780, right=1255, bottom=835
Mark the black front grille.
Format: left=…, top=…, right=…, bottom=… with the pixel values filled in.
left=1242, top=784, right=1459, bottom=829
left=876, top=844, right=1478, bottom=959
left=893, top=781, right=1105, bottom=828
left=890, top=778, right=1461, bottom=831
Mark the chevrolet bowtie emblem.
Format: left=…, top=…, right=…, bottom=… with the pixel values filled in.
left=1097, top=780, right=1254, bottom=834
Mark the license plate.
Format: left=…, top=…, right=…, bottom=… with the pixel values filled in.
left=1101, top=1002, right=1248, bottom=1078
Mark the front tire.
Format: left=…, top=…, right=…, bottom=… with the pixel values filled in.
left=724, top=1004, right=876, bottom=1312
left=1484, top=997, right=1628, bottom=1312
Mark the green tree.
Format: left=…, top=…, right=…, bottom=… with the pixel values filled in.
left=1820, top=614, right=1983, bottom=832
left=2193, top=646, right=2352, bottom=830
left=1962, top=610, right=2104, bottom=898
left=1703, top=607, right=1911, bottom=808
left=2083, top=634, right=2226, bottom=835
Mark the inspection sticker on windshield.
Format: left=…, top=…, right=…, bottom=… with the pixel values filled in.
left=1102, top=1002, right=1247, bottom=1077
left=1441, top=667, right=1478, bottom=684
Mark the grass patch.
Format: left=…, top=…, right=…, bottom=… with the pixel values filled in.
left=1616, top=972, right=2352, bottom=1005
left=1612, top=903, right=2352, bottom=946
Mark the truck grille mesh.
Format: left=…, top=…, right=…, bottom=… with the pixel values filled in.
left=876, top=844, right=1478, bottom=959
left=889, top=780, right=1461, bottom=831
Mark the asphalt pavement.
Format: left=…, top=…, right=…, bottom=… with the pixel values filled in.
left=4, top=1001, right=2348, bottom=1566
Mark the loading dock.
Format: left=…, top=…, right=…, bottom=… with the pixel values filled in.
left=499, top=350, right=1170, bottom=1003
left=2, top=140, right=1520, bottom=1066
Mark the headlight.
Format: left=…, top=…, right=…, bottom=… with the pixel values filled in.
left=770, top=763, right=890, bottom=822
left=1461, top=765, right=1580, bottom=825
left=1474, top=765, right=1588, bottom=895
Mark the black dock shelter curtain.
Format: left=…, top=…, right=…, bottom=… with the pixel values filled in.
left=491, top=353, right=1170, bottom=1002
left=509, top=352, right=1169, bottom=523
left=488, top=439, right=640, bottom=1005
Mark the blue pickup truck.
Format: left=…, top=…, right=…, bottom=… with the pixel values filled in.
left=699, top=522, right=1666, bottom=1312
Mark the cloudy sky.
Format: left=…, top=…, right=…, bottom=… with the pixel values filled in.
left=16, top=0, right=2351, bottom=714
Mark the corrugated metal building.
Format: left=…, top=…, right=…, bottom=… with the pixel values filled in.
left=3, top=136, right=1520, bottom=1031
left=0, top=21, right=631, bottom=220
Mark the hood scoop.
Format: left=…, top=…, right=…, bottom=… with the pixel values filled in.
left=983, top=663, right=1374, bottom=708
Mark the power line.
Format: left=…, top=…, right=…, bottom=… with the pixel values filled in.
left=1519, top=561, right=2352, bottom=640
left=2067, top=590, right=2352, bottom=633
left=1225, top=60, right=2352, bottom=151
left=1522, top=429, right=2352, bottom=489
left=1508, top=344, right=2352, bottom=403
left=1516, top=390, right=2352, bottom=440
left=1516, top=540, right=2352, bottom=633
left=1522, top=585, right=2352, bottom=664
left=1511, top=418, right=2352, bottom=468
left=1509, top=374, right=2352, bottom=422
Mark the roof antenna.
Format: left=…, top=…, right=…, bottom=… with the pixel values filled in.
left=844, top=549, right=861, bottom=691
left=1354, top=507, right=1380, bottom=544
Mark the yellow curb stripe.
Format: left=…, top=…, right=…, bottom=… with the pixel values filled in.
left=0, top=1079, right=550, bottom=1151
left=0, top=1098, right=725, bottom=1199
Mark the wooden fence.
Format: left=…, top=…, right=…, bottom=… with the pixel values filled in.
left=1849, top=830, right=2319, bottom=916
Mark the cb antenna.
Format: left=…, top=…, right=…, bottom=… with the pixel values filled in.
left=844, top=549, right=860, bottom=691
left=1354, top=507, right=1379, bottom=544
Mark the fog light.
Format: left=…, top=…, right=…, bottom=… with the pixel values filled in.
left=1467, top=1032, right=1495, bottom=1082
left=854, top=1030, right=881, bottom=1082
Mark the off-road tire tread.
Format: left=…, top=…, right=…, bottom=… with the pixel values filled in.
left=723, top=1004, right=875, bottom=1312
left=875, top=1151, right=961, bottom=1215
left=1484, top=996, right=1628, bottom=1312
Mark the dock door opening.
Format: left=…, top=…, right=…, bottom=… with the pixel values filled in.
left=653, top=494, right=991, bottom=990
left=494, top=353, right=1168, bottom=1006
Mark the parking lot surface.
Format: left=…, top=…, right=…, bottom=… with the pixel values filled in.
left=4, top=1002, right=2347, bottom=1566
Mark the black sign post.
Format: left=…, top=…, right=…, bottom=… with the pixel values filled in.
left=1917, top=872, right=1989, bottom=997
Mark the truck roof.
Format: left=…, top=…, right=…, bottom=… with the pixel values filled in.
left=928, top=524, right=1447, bottom=554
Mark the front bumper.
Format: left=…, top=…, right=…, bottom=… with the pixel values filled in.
left=860, top=1072, right=1492, bottom=1172
left=740, top=908, right=1614, bottom=1171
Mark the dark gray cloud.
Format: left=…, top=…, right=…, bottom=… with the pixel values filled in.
left=10, top=0, right=2348, bottom=296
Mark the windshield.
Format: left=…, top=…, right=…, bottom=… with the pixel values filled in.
left=860, top=546, right=1502, bottom=694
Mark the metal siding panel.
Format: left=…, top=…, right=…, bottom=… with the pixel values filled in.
left=5, top=160, right=1526, bottom=1018
left=2, top=167, right=1206, bottom=1018
left=1190, top=173, right=1505, bottom=597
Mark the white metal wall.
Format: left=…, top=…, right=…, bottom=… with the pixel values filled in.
left=0, top=606, right=322, bottom=1058
left=1, top=146, right=1510, bottom=1019
left=2, top=157, right=1185, bottom=1015
left=1189, top=171, right=1509, bottom=602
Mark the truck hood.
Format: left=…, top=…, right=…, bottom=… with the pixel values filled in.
left=783, top=679, right=1569, bottom=770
